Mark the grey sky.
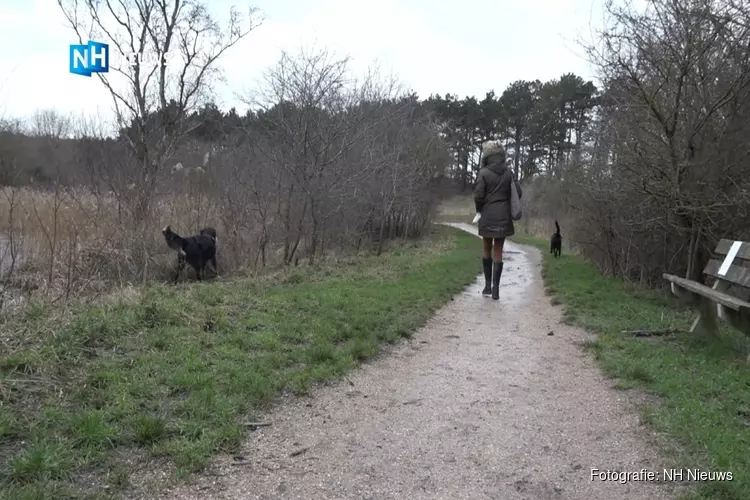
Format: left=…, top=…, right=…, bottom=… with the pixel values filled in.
left=0, top=0, right=604, bottom=121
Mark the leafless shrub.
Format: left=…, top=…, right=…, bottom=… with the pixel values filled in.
left=0, top=45, right=451, bottom=307
left=57, top=0, right=262, bottom=221
left=521, top=0, right=750, bottom=286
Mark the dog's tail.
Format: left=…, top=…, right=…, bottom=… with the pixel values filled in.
left=554, top=220, right=560, bottom=235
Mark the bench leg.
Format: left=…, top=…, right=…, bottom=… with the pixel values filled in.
left=721, top=309, right=750, bottom=364
left=689, top=279, right=735, bottom=336
left=723, top=308, right=750, bottom=337
left=690, top=296, right=719, bottom=336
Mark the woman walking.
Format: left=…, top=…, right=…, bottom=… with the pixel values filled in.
left=473, top=140, right=522, bottom=300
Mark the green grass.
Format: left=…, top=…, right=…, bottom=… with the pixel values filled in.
left=0, top=226, right=481, bottom=499
left=510, top=233, right=750, bottom=500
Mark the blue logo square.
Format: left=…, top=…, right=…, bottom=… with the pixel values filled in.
left=69, top=41, right=110, bottom=77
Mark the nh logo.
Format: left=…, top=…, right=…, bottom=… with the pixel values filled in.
left=69, top=41, right=109, bottom=76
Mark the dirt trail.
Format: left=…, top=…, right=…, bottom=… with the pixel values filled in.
left=156, top=223, right=679, bottom=500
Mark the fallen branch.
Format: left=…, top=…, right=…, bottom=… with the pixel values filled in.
left=204, top=470, right=228, bottom=476
left=290, top=446, right=311, bottom=457
left=242, top=421, right=272, bottom=428
left=402, top=398, right=423, bottom=405
left=1, top=378, right=54, bottom=384
left=621, top=327, right=681, bottom=337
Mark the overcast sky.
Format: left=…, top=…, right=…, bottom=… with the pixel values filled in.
left=0, top=0, right=604, bottom=122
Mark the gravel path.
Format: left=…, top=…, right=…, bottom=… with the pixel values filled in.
left=156, top=223, right=680, bottom=500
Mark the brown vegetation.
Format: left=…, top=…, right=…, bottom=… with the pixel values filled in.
left=0, top=1, right=454, bottom=308
left=0, top=56, right=452, bottom=305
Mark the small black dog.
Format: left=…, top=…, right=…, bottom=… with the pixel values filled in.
left=550, top=220, right=562, bottom=258
left=162, top=225, right=218, bottom=281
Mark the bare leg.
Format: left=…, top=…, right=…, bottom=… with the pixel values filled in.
left=491, top=237, right=505, bottom=300
left=493, top=237, right=505, bottom=262
left=483, top=237, right=493, bottom=258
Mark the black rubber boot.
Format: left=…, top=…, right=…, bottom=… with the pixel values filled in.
left=481, top=257, right=492, bottom=295
left=491, top=261, right=504, bottom=300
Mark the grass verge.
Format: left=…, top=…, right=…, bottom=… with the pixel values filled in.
left=510, top=233, right=750, bottom=500
left=0, top=225, right=480, bottom=499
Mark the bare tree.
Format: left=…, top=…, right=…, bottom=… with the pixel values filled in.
left=57, top=0, right=262, bottom=219
left=31, top=109, right=72, bottom=139
left=246, top=49, right=375, bottom=264
left=575, top=0, right=750, bottom=282
left=226, top=49, right=451, bottom=267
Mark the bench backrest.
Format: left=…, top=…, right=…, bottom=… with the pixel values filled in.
left=704, top=240, right=750, bottom=294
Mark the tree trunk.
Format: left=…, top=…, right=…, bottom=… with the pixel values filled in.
left=282, top=184, right=295, bottom=263
left=514, top=128, right=522, bottom=178
left=685, top=226, right=702, bottom=282
left=309, top=218, right=318, bottom=265
left=286, top=197, right=308, bottom=265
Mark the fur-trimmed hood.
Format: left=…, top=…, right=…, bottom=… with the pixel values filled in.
left=481, top=139, right=505, bottom=157
left=480, top=139, right=508, bottom=175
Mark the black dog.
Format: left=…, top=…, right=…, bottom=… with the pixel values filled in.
left=200, top=227, right=217, bottom=242
left=162, top=225, right=218, bottom=281
left=195, top=227, right=218, bottom=274
left=550, top=220, right=562, bottom=258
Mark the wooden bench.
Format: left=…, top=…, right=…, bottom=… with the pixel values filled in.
left=663, top=239, right=750, bottom=336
